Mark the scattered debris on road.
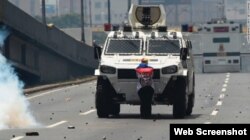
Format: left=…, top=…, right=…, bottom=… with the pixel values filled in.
left=65, top=97, right=71, bottom=102
left=137, top=136, right=143, bottom=140
left=68, top=125, right=75, bottom=129
left=26, top=132, right=39, bottom=136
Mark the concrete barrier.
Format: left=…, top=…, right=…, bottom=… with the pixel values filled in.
left=24, top=76, right=97, bottom=94
left=0, top=0, right=98, bottom=68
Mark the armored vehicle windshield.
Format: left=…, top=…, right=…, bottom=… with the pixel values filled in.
left=105, top=38, right=143, bottom=55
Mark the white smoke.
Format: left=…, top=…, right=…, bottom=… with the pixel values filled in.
left=0, top=26, right=37, bottom=129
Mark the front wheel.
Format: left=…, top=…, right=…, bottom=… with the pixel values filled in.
left=95, top=76, right=120, bottom=118
left=95, top=77, right=112, bottom=118
left=96, top=89, right=109, bottom=118
left=186, top=74, right=195, bottom=115
left=173, top=77, right=187, bottom=119
left=186, top=94, right=194, bottom=115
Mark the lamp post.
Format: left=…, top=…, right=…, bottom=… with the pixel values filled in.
left=128, top=0, right=131, bottom=12
left=107, top=0, right=111, bottom=24
left=41, top=0, right=46, bottom=24
left=81, top=0, right=85, bottom=42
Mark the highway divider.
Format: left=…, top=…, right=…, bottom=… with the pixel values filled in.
left=24, top=76, right=97, bottom=94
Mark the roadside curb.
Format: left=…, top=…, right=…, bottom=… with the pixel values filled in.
left=24, top=76, right=97, bottom=94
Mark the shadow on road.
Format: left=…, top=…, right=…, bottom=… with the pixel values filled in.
left=108, top=113, right=202, bottom=120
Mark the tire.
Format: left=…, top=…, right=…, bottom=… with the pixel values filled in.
left=186, top=74, right=195, bottom=115
left=95, top=77, right=120, bottom=118
left=96, top=88, right=109, bottom=118
left=173, top=77, right=187, bottom=119
left=186, top=94, right=194, bottom=115
left=95, top=77, right=111, bottom=118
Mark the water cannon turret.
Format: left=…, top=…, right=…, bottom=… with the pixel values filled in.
left=128, top=4, right=166, bottom=30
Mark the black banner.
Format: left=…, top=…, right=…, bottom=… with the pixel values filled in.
left=170, top=124, right=250, bottom=139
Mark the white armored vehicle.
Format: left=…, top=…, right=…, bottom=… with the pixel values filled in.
left=189, top=18, right=243, bottom=73
left=94, top=4, right=195, bottom=118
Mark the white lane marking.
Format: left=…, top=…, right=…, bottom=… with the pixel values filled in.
left=27, top=85, right=78, bottom=100
left=226, top=75, right=230, bottom=78
left=79, top=109, right=96, bottom=115
left=11, top=136, right=24, bottom=140
left=46, top=120, right=68, bottom=128
left=204, top=122, right=211, bottom=124
left=225, top=78, right=229, bottom=81
left=219, top=94, right=225, bottom=99
left=222, top=84, right=227, bottom=88
left=225, top=80, right=228, bottom=84
left=216, top=101, right=223, bottom=106
left=211, top=110, right=218, bottom=116
left=221, top=88, right=226, bottom=92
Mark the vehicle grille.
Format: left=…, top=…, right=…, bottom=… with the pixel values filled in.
left=118, top=69, right=160, bottom=79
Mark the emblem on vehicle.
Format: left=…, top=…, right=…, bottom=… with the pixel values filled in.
left=218, top=44, right=226, bottom=56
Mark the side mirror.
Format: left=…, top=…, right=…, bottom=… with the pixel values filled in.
left=180, top=48, right=188, bottom=61
left=93, top=42, right=102, bottom=60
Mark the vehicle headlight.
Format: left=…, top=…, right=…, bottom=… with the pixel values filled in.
left=100, top=65, right=116, bottom=74
left=162, top=65, right=178, bottom=74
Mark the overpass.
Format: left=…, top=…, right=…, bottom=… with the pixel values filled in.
left=0, top=0, right=98, bottom=85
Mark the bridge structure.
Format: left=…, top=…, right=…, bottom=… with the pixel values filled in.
left=0, top=0, right=98, bottom=85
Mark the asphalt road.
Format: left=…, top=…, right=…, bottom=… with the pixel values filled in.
left=1, top=73, right=250, bottom=140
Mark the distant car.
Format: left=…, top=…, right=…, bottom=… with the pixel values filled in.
left=94, top=4, right=195, bottom=118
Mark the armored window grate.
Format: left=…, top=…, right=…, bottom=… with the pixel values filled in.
left=147, top=39, right=180, bottom=55
left=105, top=38, right=142, bottom=55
